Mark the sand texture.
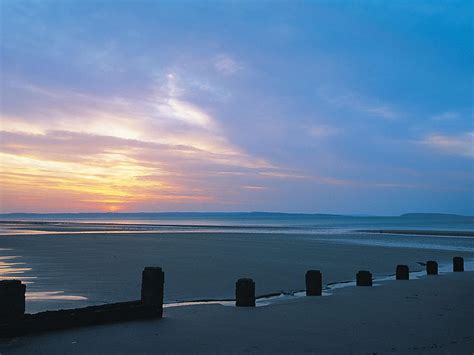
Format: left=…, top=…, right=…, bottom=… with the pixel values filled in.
left=0, top=271, right=472, bottom=354
left=1, top=231, right=473, bottom=312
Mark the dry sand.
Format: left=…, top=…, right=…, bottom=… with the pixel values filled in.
left=1, top=271, right=473, bottom=354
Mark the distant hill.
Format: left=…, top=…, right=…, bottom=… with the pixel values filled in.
left=0, top=211, right=347, bottom=220
left=400, top=213, right=473, bottom=219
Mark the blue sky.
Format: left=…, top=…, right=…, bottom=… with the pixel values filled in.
left=0, top=1, right=472, bottom=215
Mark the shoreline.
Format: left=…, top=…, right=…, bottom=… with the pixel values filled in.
left=1, top=220, right=473, bottom=237
left=164, top=257, right=474, bottom=309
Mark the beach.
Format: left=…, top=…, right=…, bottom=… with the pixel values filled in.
left=1, top=271, right=473, bottom=354
left=2, top=0, right=473, bottom=352
left=1, top=226, right=473, bottom=311
left=0, top=218, right=473, bottom=353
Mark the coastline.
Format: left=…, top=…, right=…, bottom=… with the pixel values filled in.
left=359, top=229, right=474, bottom=237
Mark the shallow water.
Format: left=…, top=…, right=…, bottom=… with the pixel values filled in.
left=1, top=213, right=473, bottom=235
left=0, top=215, right=473, bottom=313
left=1, top=216, right=473, bottom=253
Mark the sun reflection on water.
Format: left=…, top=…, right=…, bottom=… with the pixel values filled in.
left=0, top=249, right=88, bottom=303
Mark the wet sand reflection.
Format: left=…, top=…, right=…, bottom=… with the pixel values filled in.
left=0, top=249, right=88, bottom=307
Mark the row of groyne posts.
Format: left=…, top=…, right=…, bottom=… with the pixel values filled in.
left=236, top=256, right=465, bottom=306
left=0, top=257, right=465, bottom=336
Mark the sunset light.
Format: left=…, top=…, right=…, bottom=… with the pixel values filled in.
left=0, top=1, right=472, bottom=215
left=0, top=2, right=472, bottom=353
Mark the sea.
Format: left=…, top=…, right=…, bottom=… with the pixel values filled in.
left=1, top=212, right=473, bottom=251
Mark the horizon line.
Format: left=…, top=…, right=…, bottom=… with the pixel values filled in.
left=0, top=211, right=472, bottom=218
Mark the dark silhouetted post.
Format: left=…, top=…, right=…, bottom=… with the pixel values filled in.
left=141, top=267, right=164, bottom=316
left=0, top=280, right=26, bottom=320
left=305, top=270, right=322, bottom=296
left=356, top=271, right=372, bottom=286
left=396, top=265, right=409, bottom=280
left=453, top=257, right=464, bottom=272
left=426, top=261, right=438, bottom=275
left=235, top=278, right=255, bottom=307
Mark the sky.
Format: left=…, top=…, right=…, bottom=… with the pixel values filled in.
left=0, top=0, right=472, bottom=215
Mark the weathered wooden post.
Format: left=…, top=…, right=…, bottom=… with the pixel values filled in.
left=356, top=270, right=372, bottom=286
left=396, top=265, right=409, bottom=280
left=141, top=267, right=164, bottom=317
left=426, top=260, right=438, bottom=275
left=305, top=270, right=322, bottom=296
left=0, top=280, right=26, bottom=320
left=235, top=278, right=255, bottom=307
left=453, top=257, right=464, bottom=272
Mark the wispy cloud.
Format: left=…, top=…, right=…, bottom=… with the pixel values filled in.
left=153, top=73, right=216, bottom=130
left=420, top=132, right=474, bottom=158
left=0, top=74, right=282, bottom=211
left=242, top=185, right=267, bottom=190
left=308, top=124, right=340, bottom=138
left=319, top=89, right=399, bottom=120
left=212, top=54, right=242, bottom=75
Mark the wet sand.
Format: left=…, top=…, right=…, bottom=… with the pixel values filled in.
left=1, top=226, right=473, bottom=353
left=1, top=271, right=473, bottom=354
left=1, top=231, right=473, bottom=313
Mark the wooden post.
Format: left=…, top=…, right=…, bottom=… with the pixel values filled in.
left=235, top=278, right=255, bottom=307
left=396, top=265, right=409, bottom=280
left=0, top=280, right=26, bottom=320
left=426, top=261, right=438, bottom=275
left=356, top=270, right=372, bottom=286
left=305, top=270, right=322, bottom=296
left=453, top=257, right=464, bottom=272
left=141, top=267, right=164, bottom=317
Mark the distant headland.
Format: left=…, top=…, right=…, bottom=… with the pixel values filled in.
left=0, top=212, right=472, bottom=220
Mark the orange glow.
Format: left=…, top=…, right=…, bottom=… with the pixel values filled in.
left=0, top=77, right=274, bottom=212
left=0, top=147, right=215, bottom=212
left=106, top=205, right=122, bottom=212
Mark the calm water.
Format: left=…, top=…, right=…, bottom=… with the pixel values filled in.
left=1, top=213, right=473, bottom=252
left=1, top=212, right=473, bottom=233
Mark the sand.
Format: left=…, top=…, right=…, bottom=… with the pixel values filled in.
left=1, top=271, right=473, bottom=354
left=1, top=228, right=473, bottom=353
left=1, top=231, right=473, bottom=313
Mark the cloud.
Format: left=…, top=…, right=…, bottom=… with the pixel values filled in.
left=212, top=54, right=242, bottom=75
left=242, top=185, right=267, bottom=190
left=0, top=72, right=285, bottom=211
left=0, top=129, right=249, bottom=212
left=420, top=132, right=474, bottom=158
left=155, top=98, right=215, bottom=130
left=308, top=124, right=340, bottom=138
left=319, top=89, right=399, bottom=120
